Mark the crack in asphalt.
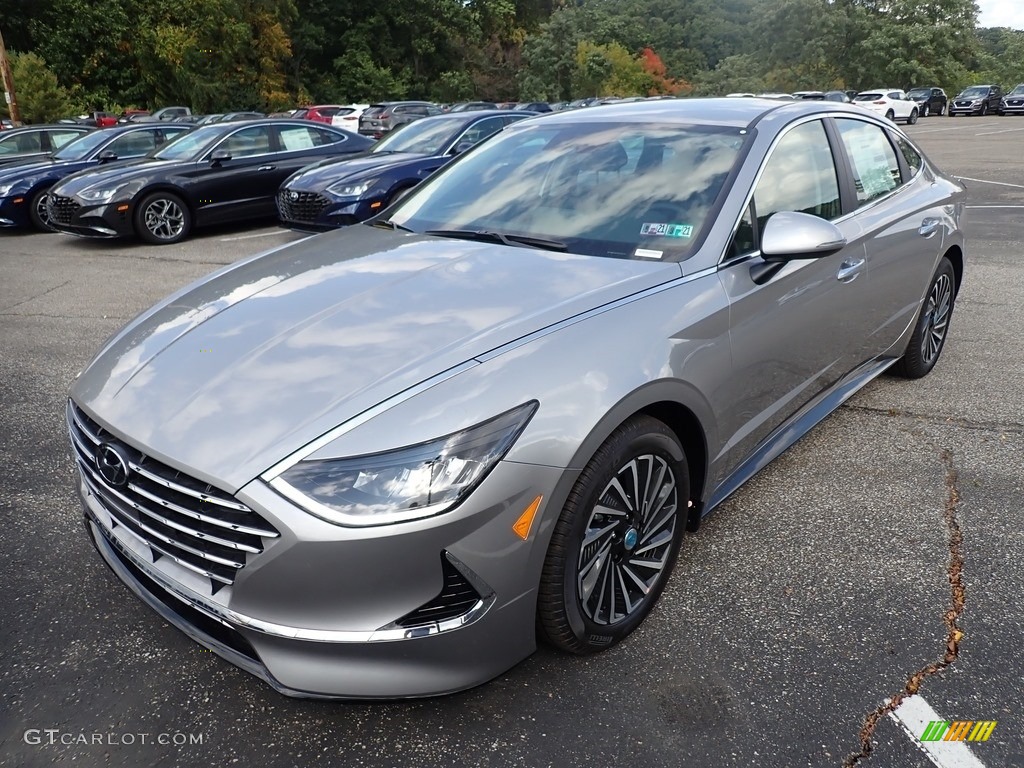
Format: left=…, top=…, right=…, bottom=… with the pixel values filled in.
left=0, top=279, right=72, bottom=314
left=843, top=402, right=1024, bottom=435
left=842, top=449, right=966, bottom=767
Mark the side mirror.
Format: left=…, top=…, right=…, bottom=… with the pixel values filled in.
left=210, top=148, right=231, bottom=164
left=451, top=140, right=475, bottom=155
left=761, top=211, right=846, bottom=262
left=97, top=149, right=118, bottom=162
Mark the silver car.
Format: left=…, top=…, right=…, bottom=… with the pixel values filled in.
left=69, top=99, right=965, bottom=698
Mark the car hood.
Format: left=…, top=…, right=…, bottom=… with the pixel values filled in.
left=52, top=158, right=183, bottom=195
left=0, top=158, right=58, bottom=184
left=0, top=157, right=143, bottom=186
left=284, top=152, right=428, bottom=192
left=72, top=226, right=680, bottom=491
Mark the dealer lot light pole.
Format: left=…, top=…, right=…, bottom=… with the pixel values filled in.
left=0, top=25, right=21, bottom=125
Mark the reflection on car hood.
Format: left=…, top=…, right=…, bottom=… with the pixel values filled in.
left=284, top=152, right=428, bottom=191
left=0, top=158, right=57, bottom=183
left=51, top=159, right=181, bottom=195
left=72, top=226, right=680, bottom=491
left=0, top=157, right=148, bottom=186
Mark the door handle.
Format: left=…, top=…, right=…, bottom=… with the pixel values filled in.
left=836, top=257, right=865, bottom=283
left=257, top=165, right=276, bottom=171
left=919, top=218, right=940, bottom=237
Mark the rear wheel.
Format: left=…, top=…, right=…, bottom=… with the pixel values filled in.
left=937, top=103, right=945, bottom=115
left=885, top=109, right=895, bottom=121
left=892, top=257, right=956, bottom=379
left=538, top=416, right=689, bottom=654
left=907, top=108, right=918, bottom=125
left=28, top=186, right=53, bottom=231
left=135, top=191, right=191, bottom=245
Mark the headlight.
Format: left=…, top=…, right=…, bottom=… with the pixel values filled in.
left=269, top=401, right=538, bottom=526
left=327, top=179, right=373, bottom=198
left=78, top=185, right=124, bottom=203
left=0, top=181, right=18, bottom=197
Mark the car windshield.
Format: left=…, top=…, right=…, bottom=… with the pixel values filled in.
left=907, top=89, right=930, bottom=98
left=51, top=130, right=109, bottom=160
left=853, top=93, right=883, bottom=101
left=371, top=118, right=461, bottom=155
left=959, top=87, right=989, bottom=98
left=151, top=126, right=224, bottom=160
left=388, top=121, right=748, bottom=261
left=1009, top=85, right=1024, bottom=96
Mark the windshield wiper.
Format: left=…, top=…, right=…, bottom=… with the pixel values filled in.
left=369, top=218, right=414, bottom=232
left=424, top=228, right=567, bottom=252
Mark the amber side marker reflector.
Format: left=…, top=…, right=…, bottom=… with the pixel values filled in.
left=116, top=204, right=129, bottom=212
left=369, top=201, right=383, bottom=210
left=12, top=197, right=24, bottom=204
left=513, top=495, right=543, bottom=541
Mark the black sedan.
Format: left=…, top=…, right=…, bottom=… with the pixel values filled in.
left=0, top=124, right=190, bottom=231
left=0, top=125, right=93, bottom=167
left=46, top=120, right=374, bottom=244
left=277, top=110, right=533, bottom=231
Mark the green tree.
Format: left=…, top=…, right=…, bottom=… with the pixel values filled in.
left=2, top=52, right=76, bottom=123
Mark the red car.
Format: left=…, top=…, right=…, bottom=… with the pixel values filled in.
left=297, top=105, right=348, bottom=124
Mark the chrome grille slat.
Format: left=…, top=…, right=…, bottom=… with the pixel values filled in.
left=68, top=399, right=279, bottom=588
left=80, top=466, right=247, bottom=568
left=77, top=459, right=261, bottom=553
left=127, top=482, right=273, bottom=540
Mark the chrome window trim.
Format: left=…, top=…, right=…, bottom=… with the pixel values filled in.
left=200, top=121, right=348, bottom=163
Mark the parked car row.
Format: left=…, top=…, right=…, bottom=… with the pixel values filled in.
left=0, top=108, right=535, bottom=244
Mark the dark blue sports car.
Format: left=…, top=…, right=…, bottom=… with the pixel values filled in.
left=0, top=124, right=190, bottom=231
left=277, top=110, right=534, bottom=231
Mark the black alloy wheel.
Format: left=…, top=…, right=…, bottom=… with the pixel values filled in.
left=136, top=191, right=192, bottom=245
left=28, top=187, right=53, bottom=231
left=538, top=416, right=689, bottom=654
left=892, top=257, right=956, bottom=379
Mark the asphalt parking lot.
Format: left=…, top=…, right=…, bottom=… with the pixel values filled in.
left=2, top=114, right=1023, bottom=768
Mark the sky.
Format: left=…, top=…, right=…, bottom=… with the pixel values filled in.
left=976, top=0, right=1022, bottom=29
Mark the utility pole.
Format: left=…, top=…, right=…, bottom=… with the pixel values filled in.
left=0, top=25, right=21, bottom=125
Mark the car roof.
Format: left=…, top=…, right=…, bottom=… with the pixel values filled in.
left=0, top=124, right=94, bottom=134
left=518, top=97, right=886, bottom=129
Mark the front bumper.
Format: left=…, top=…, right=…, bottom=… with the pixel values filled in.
left=1001, top=101, right=1024, bottom=114
left=47, top=193, right=135, bottom=238
left=277, top=189, right=375, bottom=231
left=948, top=102, right=985, bottom=115
left=0, top=194, right=31, bottom=228
left=74, top=428, right=565, bottom=698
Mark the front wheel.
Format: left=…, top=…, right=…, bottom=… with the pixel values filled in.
left=907, top=108, right=918, bottom=125
left=135, top=191, right=192, bottom=245
left=538, top=416, right=689, bottom=654
left=980, top=103, right=988, bottom=116
left=892, top=258, right=956, bottom=379
left=28, top=186, right=53, bottom=231
left=921, top=104, right=930, bottom=118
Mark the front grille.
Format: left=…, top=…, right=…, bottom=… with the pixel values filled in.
left=1008, top=100, right=1023, bottom=106
left=395, top=554, right=483, bottom=628
left=48, top=194, right=80, bottom=225
left=277, top=189, right=330, bottom=224
left=68, top=400, right=278, bottom=592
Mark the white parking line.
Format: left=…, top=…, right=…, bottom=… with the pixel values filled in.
left=911, top=123, right=990, bottom=135
left=966, top=205, right=1024, bottom=209
left=975, top=126, right=1024, bottom=136
left=955, top=176, right=1024, bottom=189
left=889, top=695, right=988, bottom=768
left=218, top=230, right=290, bottom=242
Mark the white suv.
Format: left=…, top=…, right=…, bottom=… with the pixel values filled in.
left=852, top=89, right=919, bottom=124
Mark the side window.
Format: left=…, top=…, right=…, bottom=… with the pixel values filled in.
left=893, top=134, right=922, bottom=179
left=49, top=130, right=85, bottom=149
left=727, top=203, right=756, bottom=259
left=835, top=119, right=901, bottom=205
left=277, top=125, right=342, bottom=151
left=156, top=128, right=189, bottom=146
left=106, top=130, right=158, bottom=157
left=221, top=126, right=272, bottom=157
left=751, top=120, right=840, bottom=233
left=12, top=132, right=43, bottom=153
left=457, top=116, right=506, bottom=150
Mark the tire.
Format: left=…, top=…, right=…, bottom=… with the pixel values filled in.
left=892, top=258, right=956, bottom=379
left=28, top=186, right=53, bottom=232
left=537, top=415, right=689, bottom=654
left=907, top=108, right=918, bottom=125
left=135, top=191, right=191, bottom=245
left=388, top=185, right=414, bottom=207
left=980, top=103, right=988, bottom=116
left=921, top=104, right=929, bottom=118
left=947, top=110, right=955, bottom=117
left=937, top=103, right=945, bottom=115
left=885, top=109, right=895, bottom=121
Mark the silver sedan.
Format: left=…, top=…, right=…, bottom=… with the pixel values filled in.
left=68, top=98, right=965, bottom=698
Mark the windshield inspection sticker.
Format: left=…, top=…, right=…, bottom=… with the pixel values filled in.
left=634, top=248, right=664, bottom=259
left=641, top=222, right=693, bottom=238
